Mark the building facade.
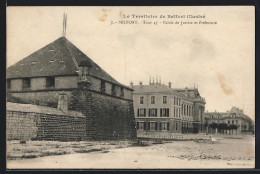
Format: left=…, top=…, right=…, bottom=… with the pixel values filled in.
left=204, top=107, right=254, bottom=134
left=132, top=80, right=206, bottom=135
left=6, top=37, right=136, bottom=140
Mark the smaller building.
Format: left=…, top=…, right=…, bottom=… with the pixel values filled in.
left=204, top=107, right=254, bottom=134
left=6, top=100, right=86, bottom=141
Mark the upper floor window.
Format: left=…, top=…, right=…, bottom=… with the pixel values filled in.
left=111, top=84, right=116, bottom=96
left=163, top=96, right=167, bottom=104
left=120, top=87, right=124, bottom=97
left=151, top=96, right=155, bottom=104
left=22, top=78, right=31, bottom=89
left=140, top=96, right=144, bottom=104
left=7, top=79, right=11, bottom=89
left=137, top=108, right=146, bottom=117
left=101, top=80, right=106, bottom=93
left=160, top=108, right=169, bottom=117
left=149, top=108, right=157, bottom=117
left=46, top=76, right=55, bottom=88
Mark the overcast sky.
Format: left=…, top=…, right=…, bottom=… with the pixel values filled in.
left=7, top=6, right=255, bottom=120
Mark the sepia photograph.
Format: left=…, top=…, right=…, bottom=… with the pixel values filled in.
left=6, top=6, right=255, bottom=169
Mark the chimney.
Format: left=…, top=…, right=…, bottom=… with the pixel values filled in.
left=139, top=81, right=143, bottom=87
left=149, top=76, right=151, bottom=85
left=168, top=81, right=172, bottom=88
left=58, top=93, right=68, bottom=113
left=156, top=76, right=158, bottom=85
left=130, top=81, right=133, bottom=88
left=152, top=77, right=155, bottom=85
left=185, top=87, right=188, bottom=96
left=159, top=76, right=161, bottom=84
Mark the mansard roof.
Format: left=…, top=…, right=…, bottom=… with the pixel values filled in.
left=7, top=37, right=131, bottom=90
left=133, top=84, right=174, bottom=94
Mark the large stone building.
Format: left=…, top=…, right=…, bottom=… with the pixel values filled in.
left=6, top=37, right=136, bottom=140
left=204, top=107, right=254, bottom=134
left=132, top=80, right=206, bottom=135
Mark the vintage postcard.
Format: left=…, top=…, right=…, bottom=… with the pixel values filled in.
left=6, top=6, right=255, bottom=169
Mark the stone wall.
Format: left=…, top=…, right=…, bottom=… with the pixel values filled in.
left=6, top=110, right=86, bottom=141
left=70, top=87, right=136, bottom=140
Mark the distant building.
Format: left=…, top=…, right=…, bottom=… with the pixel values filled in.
left=204, top=107, right=254, bottom=134
left=6, top=37, right=136, bottom=140
left=132, top=79, right=206, bottom=135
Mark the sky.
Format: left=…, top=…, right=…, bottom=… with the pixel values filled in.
left=7, top=6, right=255, bottom=120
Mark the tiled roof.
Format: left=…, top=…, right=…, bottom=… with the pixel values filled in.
left=7, top=37, right=131, bottom=89
left=6, top=102, right=85, bottom=118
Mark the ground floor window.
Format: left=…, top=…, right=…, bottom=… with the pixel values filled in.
left=149, top=122, right=157, bottom=131
left=137, top=122, right=145, bottom=130
left=160, top=122, right=169, bottom=131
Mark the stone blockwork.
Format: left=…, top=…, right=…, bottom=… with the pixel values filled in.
left=6, top=110, right=86, bottom=141
left=70, top=88, right=136, bottom=140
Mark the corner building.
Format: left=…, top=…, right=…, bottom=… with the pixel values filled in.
left=6, top=37, right=136, bottom=140
left=132, top=82, right=206, bottom=135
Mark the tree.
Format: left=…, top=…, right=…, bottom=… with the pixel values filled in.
left=218, top=123, right=228, bottom=134
left=209, top=123, right=218, bottom=134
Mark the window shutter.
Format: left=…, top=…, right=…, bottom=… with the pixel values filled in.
left=155, top=109, right=157, bottom=117
left=167, top=122, right=170, bottom=130
left=160, top=109, right=162, bottom=117
left=137, top=109, right=139, bottom=117
left=144, top=122, right=146, bottom=130
left=160, top=123, right=162, bottom=131
left=167, top=109, right=169, bottom=117
left=144, top=109, right=146, bottom=117
left=137, top=122, right=139, bottom=129
left=155, top=122, right=158, bottom=130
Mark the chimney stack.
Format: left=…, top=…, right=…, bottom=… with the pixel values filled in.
left=130, top=81, right=133, bottom=88
left=58, top=93, right=68, bottom=113
left=152, top=77, right=155, bottom=85
left=149, top=76, right=151, bottom=85
left=168, top=81, right=172, bottom=88
left=139, top=81, right=143, bottom=87
left=185, top=87, right=188, bottom=96
left=156, top=76, right=158, bottom=85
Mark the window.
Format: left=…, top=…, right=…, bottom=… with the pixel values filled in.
left=232, top=120, right=234, bottom=124
left=151, top=96, right=155, bottom=104
left=149, top=108, right=157, bottom=117
left=236, top=120, right=238, bottom=123
left=137, top=122, right=145, bottom=130
left=174, top=108, right=176, bottom=117
left=149, top=122, right=157, bottom=131
left=137, top=108, right=146, bottom=117
left=46, top=76, right=55, bottom=88
left=160, top=108, right=169, bottom=117
left=163, top=96, right=167, bottom=104
left=160, top=122, right=169, bottom=131
left=140, top=96, right=144, bottom=104
left=101, top=80, right=106, bottom=93
left=228, top=120, right=230, bottom=124
left=179, top=98, right=181, bottom=106
left=182, top=104, right=184, bottom=115
left=179, top=109, right=181, bottom=117
left=22, top=78, right=31, bottom=89
left=174, top=97, right=176, bottom=105
left=176, top=98, right=178, bottom=105
left=111, top=84, right=116, bottom=95
left=120, top=87, right=124, bottom=97
left=7, top=79, right=11, bottom=89
left=175, top=123, right=178, bottom=130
